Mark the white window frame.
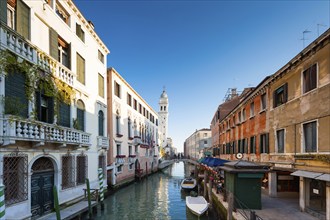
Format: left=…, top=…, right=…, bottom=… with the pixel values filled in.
left=275, top=128, right=286, bottom=154
left=250, top=102, right=255, bottom=118
left=7, top=4, right=15, bottom=29
left=301, top=120, right=318, bottom=153
left=260, top=93, right=267, bottom=112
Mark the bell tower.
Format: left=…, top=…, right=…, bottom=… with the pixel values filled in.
left=158, top=88, right=169, bottom=147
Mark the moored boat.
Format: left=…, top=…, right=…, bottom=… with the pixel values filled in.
left=181, top=178, right=197, bottom=190
left=186, top=196, right=208, bottom=216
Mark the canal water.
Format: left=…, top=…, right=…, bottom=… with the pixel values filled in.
left=91, top=161, right=218, bottom=220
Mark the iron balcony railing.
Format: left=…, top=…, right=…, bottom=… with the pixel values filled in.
left=115, top=155, right=126, bottom=164
left=97, top=136, right=109, bottom=150
left=0, top=116, right=91, bottom=147
left=0, top=22, right=75, bottom=87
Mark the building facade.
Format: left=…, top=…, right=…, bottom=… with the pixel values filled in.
left=106, top=68, right=159, bottom=187
left=184, top=128, right=212, bottom=160
left=212, top=29, right=330, bottom=219
left=0, top=0, right=109, bottom=219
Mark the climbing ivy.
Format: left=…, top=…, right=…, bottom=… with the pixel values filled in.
left=0, top=50, right=76, bottom=119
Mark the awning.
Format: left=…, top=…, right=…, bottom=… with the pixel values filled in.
left=291, top=170, right=330, bottom=182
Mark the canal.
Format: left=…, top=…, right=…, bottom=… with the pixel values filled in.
left=91, top=161, right=218, bottom=220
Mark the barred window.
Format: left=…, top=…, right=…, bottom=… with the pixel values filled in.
left=3, top=153, right=28, bottom=206
left=62, top=154, right=75, bottom=189
left=76, top=155, right=88, bottom=185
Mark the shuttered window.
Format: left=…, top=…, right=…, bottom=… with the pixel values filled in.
left=273, top=83, right=288, bottom=108
left=17, top=0, right=30, bottom=40
left=303, top=121, right=317, bottom=152
left=98, top=110, right=104, bottom=136
left=0, top=0, right=7, bottom=23
left=35, top=91, right=54, bottom=124
left=98, top=74, right=104, bottom=98
left=76, top=53, right=85, bottom=85
left=58, top=101, right=71, bottom=128
left=76, top=100, right=85, bottom=131
left=5, top=71, right=28, bottom=118
left=76, top=23, right=85, bottom=42
left=260, top=133, right=269, bottom=153
left=49, top=28, right=58, bottom=61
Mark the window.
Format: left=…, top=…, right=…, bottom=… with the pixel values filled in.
left=250, top=136, right=256, bottom=153
left=117, top=165, right=122, bottom=172
left=135, top=145, right=138, bottom=154
left=250, top=102, right=255, bottom=117
left=3, top=153, right=28, bottom=205
left=5, top=71, right=28, bottom=118
left=76, top=53, right=85, bottom=84
left=260, top=133, right=269, bottom=153
left=76, top=155, right=87, bottom=185
left=238, top=111, right=241, bottom=123
left=7, top=4, right=15, bottom=29
left=98, top=154, right=106, bottom=178
left=116, top=115, right=121, bottom=135
left=58, top=37, right=70, bottom=69
left=134, top=99, right=137, bottom=110
left=98, top=74, right=104, bottom=98
left=62, top=154, right=75, bottom=189
left=129, top=145, right=132, bottom=156
left=139, top=104, right=142, bottom=114
left=204, top=140, right=207, bottom=145
left=76, top=23, right=85, bottom=42
left=242, top=109, right=246, bottom=121
left=128, top=118, right=132, bottom=139
left=303, top=63, right=317, bottom=93
left=232, top=116, right=236, bottom=126
left=76, top=100, right=85, bottom=131
left=58, top=101, right=71, bottom=127
left=273, top=83, right=288, bottom=108
left=36, top=90, right=54, bottom=124
left=98, top=110, right=104, bottom=136
left=98, top=50, right=104, bottom=63
left=116, top=144, right=121, bottom=155
left=164, top=106, right=166, bottom=111
left=16, top=0, right=30, bottom=40
left=276, top=129, right=285, bottom=153
left=56, top=2, right=69, bottom=25
left=127, top=93, right=132, bottom=106
left=114, top=81, right=120, bottom=98
left=260, top=93, right=267, bottom=111
left=303, top=121, right=317, bottom=152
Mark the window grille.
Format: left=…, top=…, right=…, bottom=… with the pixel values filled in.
left=3, top=152, right=28, bottom=206
left=76, top=154, right=87, bottom=185
left=62, top=154, right=75, bottom=189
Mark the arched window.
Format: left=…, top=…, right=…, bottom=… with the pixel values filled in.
left=76, top=100, right=85, bottom=131
left=98, top=110, right=104, bottom=136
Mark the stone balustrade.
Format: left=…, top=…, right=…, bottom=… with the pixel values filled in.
left=0, top=116, right=91, bottom=147
left=97, top=136, right=109, bottom=150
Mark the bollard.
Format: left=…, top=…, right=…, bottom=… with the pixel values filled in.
left=53, top=186, right=61, bottom=220
left=250, top=211, right=256, bottom=220
left=98, top=168, right=105, bottom=210
left=86, top=178, right=92, bottom=219
left=0, top=185, right=5, bottom=220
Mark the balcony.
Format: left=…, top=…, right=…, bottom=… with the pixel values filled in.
left=97, top=136, right=109, bottom=150
left=0, top=22, right=75, bottom=87
left=0, top=116, right=91, bottom=147
left=133, top=136, right=142, bottom=146
left=116, top=155, right=126, bottom=164
left=128, top=155, right=136, bottom=164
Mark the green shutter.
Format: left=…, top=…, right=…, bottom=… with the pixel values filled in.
left=76, top=53, right=85, bottom=84
left=17, top=0, right=30, bottom=40
left=49, top=28, right=58, bottom=60
left=47, top=97, right=54, bottom=124
left=0, top=0, right=7, bottom=24
left=58, top=102, right=71, bottom=127
left=35, top=91, right=41, bottom=120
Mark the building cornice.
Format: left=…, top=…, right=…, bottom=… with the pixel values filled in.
left=67, top=0, right=110, bottom=54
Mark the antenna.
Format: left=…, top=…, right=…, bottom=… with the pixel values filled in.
left=317, top=23, right=327, bottom=36
left=300, top=29, right=311, bottom=48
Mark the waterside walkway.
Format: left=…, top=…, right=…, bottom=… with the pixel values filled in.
left=209, top=183, right=318, bottom=220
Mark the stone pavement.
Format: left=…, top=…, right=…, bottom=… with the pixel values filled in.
left=209, top=183, right=318, bottom=220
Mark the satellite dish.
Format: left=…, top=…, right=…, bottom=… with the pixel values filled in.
left=236, top=153, right=243, bottom=160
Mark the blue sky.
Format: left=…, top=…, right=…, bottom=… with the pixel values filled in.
left=74, top=0, right=329, bottom=152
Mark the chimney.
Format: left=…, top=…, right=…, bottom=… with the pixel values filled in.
left=88, top=20, right=94, bottom=29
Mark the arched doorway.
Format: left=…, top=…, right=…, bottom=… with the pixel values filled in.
left=31, top=157, right=54, bottom=219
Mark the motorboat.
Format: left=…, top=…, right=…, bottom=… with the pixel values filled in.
left=186, top=196, right=208, bottom=216
left=181, top=178, right=197, bottom=190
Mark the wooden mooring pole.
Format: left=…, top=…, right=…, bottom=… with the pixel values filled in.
left=86, top=178, right=92, bottom=219
left=53, top=186, right=61, bottom=220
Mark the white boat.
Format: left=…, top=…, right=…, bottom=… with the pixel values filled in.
left=181, top=178, right=197, bottom=190
left=186, top=196, right=209, bottom=216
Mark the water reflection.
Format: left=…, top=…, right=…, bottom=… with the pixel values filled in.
left=92, top=162, right=217, bottom=220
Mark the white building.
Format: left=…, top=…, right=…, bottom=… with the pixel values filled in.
left=184, top=129, right=212, bottom=160
left=0, top=0, right=109, bottom=219
left=107, top=68, right=159, bottom=187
